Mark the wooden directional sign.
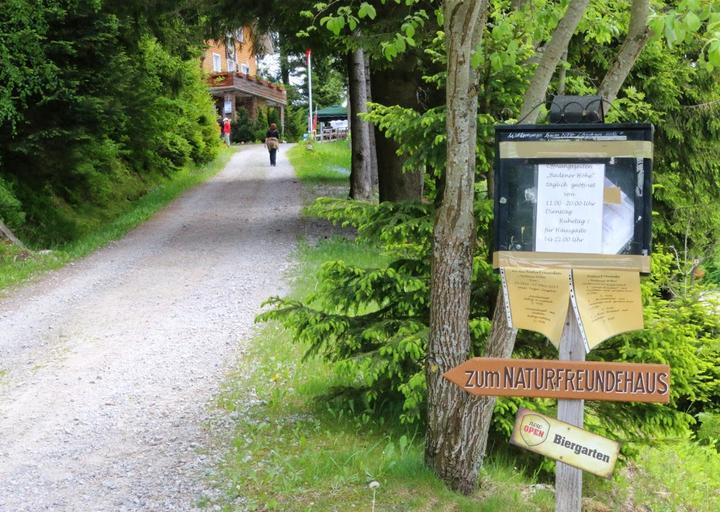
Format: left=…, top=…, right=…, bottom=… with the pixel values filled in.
left=510, top=408, right=620, bottom=478
left=443, top=358, right=670, bottom=403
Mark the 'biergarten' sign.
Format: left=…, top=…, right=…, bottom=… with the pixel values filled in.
left=510, top=408, right=620, bottom=479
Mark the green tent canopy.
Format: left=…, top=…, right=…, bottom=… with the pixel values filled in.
left=316, top=105, right=347, bottom=121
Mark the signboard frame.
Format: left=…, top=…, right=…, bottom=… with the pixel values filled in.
left=493, top=123, right=653, bottom=272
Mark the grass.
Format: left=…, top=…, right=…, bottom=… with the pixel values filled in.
left=214, top=233, right=720, bottom=511
left=214, top=235, right=557, bottom=511
left=286, top=140, right=351, bottom=183
left=600, top=442, right=720, bottom=511
left=0, top=147, right=233, bottom=291
left=216, top=132, right=555, bottom=510
left=211, top=140, right=720, bottom=510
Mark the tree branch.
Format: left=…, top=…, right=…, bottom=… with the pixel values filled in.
left=598, top=0, right=651, bottom=104
left=519, top=0, right=590, bottom=123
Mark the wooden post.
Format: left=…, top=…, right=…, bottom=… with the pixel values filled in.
left=556, top=303, right=585, bottom=512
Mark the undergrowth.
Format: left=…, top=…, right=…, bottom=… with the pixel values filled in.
left=0, top=147, right=233, bottom=291
left=214, top=236, right=556, bottom=511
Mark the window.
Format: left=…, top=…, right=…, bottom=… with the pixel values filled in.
left=240, top=63, right=250, bottom=75
left=235, top=28, right=244, bottom=43
left=228, top=59, right=236, bottom=72
left=212, top=53, right=222, bottom=72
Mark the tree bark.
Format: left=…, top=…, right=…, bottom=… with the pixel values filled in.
left=518, top=0, right=590, bottom=123
left=425, top=0, right=488, bottom=495
left=347, top=48, right=373, bottom=201
left=279, top=41, right=290, bottom=85
left=370, top=55, right=424, bottom=202
left=364, top=52, right=379, bottom=195
left=597, top=0, right=651, bottom=104
left=557, top=49, right=568, bottom=95
left=0, top=219, right=25, bottom=249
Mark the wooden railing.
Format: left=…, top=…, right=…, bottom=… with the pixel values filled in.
left=207, top=73, right=287, bottom=104
left=316, top=128, right=349, bottom=141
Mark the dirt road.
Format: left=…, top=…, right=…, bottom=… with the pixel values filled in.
left=0, top=144, right=301, bottom=511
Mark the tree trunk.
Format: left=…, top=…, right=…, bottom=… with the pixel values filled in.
left=557, top=49, right=568, bottom=95
left=598, top=0, right=651, bottom=104
left=0, top=219, right=26, bottom=249
left=279, top=43, right=290, bottom=85
left=518, top=0, right=590, bottom=123
left=371, top=55, right=424, bottom=202
left=347, top=48, right=373, bottom=201
left=425, top=0, right=488, bottom=495
left=485, top=2, right=591, bottom=412
left=364, top=52, right=379, bottom=195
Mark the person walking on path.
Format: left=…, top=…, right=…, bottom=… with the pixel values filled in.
left=265, top=122, right=280, bottom=166
left=222, top=117, right=232, bottom=146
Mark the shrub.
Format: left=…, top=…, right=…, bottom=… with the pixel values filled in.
left=0, top=176, right=25, bottom=230
left=261, top=198, right=720, bottom=446
left=231, top=108, right=257, bottom=143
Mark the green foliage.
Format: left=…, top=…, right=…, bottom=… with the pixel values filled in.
left=650, top=0, right=720, bottom=71
left=259, top=197, right=496, bottom=424
left=0, top=176, right=25, bottom=229
left=0, top=0, right=59, bottom=131
left=231, top=108, right=260, bottom=143
left=697, top=411, right=720, bottom=449
left=614, top=441, right=720, bottom=511
left=0, top=0, right=220, bottom=247
left=0, top=148, right=232, bottom=291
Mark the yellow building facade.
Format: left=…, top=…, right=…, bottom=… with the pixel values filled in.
left=201, top=27, right=286, bottom=131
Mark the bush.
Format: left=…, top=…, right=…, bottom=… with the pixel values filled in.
left=0, top=4, right=220, bottom=246
left=261, top=198, right=720, bottom=447
left=0, top=176, right=25, bottom=230
left=231, top=108, right=257, bottom=143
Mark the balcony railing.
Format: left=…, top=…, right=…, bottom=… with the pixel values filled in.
left=206, top=72, right=287, bottom=105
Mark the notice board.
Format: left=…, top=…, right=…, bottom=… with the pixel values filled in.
left=493, top=123, right=653, bottom=273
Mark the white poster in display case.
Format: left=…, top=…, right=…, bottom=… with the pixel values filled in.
left=535, top=163, right=605, bottom=253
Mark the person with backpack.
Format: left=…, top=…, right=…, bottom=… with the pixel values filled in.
left=265, top=122, right=280, bottom=166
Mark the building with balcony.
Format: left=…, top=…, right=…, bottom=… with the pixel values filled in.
left=201, top=27, right=287, bottom=133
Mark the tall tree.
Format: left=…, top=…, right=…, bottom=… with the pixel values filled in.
left=348, top=46, right=374, bottom=200
left=365, top=53, right=379, bottom=195
left=598, top=0, right=651, bottom=103
left=425, top=0, right=488, bottom=494
left=371, top=53, right=425, bottom=202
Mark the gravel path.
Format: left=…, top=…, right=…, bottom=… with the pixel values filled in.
left=0, top=144, right=301, bottom=511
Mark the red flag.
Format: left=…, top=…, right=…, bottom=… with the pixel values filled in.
left=305, top=48, right=311, bottom=65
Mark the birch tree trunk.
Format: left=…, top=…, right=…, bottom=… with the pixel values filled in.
left=518, top=0, right=590, bottom=123
left=425, top=0, right=489, bottom=495
left=347, top=48, right=373, bottom=201
left=598, top=0, right=651, bottom=104
left=482, top=2, right=592, bottom=437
